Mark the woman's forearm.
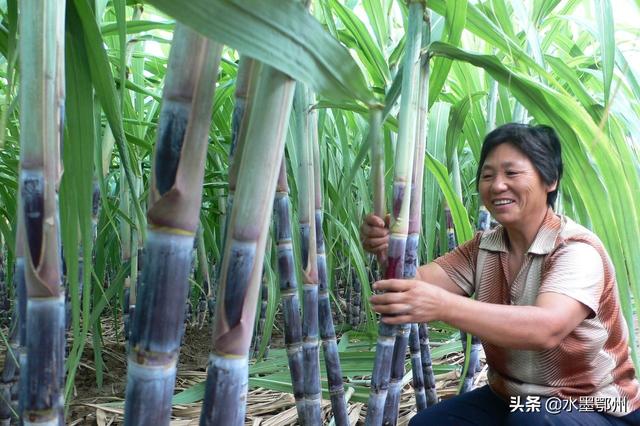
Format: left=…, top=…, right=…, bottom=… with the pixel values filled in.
left=440, top=294, right=560, bottom=350
left=371, top=279, right=589, bottom=351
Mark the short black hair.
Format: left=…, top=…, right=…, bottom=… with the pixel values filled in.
left=476, top=123, right=563, bottom=207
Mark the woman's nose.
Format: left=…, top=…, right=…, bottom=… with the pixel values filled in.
left=491, top=175, right=508, bottom=192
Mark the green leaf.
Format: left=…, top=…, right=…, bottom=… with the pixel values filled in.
left=101, top=20, right=174, bottom=36
left=594, top=0, right=615, bottom=105
left=71, top=0, right=146, bottom=240
left=114, top=0, right=126, bottom=109
left=145, top=0, right=375, bottom=105
left=362, top=0, right=388, bottom=50
left=328, top=0, right=389, bottom=88
left=425, top=153, right=473, bottom=244
left=62, top=4, right=98, bottom=400
left=428, top=0, right=467, bottom=106
left=428, top=0, right=559, bottom=91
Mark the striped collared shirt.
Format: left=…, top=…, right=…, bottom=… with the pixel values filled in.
left=434, top=212, right=640, bottom=416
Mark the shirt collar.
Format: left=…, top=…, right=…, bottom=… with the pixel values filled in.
left=479, top=209, right=563, bottom=255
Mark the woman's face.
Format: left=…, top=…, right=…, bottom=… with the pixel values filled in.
left=478, top=143, right=556, bottom=229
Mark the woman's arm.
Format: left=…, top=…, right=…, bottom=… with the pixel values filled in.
left=370, top=279, right=591, bottom=351
left=416, top=262, right=468, bottom=297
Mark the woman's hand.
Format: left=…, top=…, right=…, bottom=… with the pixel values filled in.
left=370, top=279, right=452, bottom=324
left=359, top=213, right=389, bottom=256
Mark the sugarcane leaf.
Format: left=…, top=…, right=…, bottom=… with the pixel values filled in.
left=101, top=20, right=174, bottom=36
left=0, top=207, right=15, bottom=258
left=615, top=49, right=640, bottom=101
left=62, top=5, right=97, bottom=400
left=114, top=0, right=126, bottom=109
left=545, top=55, right=596, bottom=112
left=6, top=0, right=17, bottom=60
left=479, top=0, right=515, bottom=40
left=446, top=91, right=485, bottom=161
left=428, top=0, right=559, bottom=90
left=532, top=0, right=563, bottom=25
left=71, top=0, right=146, bottom=240
left=425, top=153, right=473, bottom=244
left=328, top=0, right=389, bottom=88
left=594, top=0, right=614, bottom=105
left=362, top=0, right=388, bottom=50
left=144, top=0, right=375, bottom=105
left=0, top=25, right=7, bottom=59
left=428, top=0, right=467, bottom=106
left=421, top=103, right=448, bottom=261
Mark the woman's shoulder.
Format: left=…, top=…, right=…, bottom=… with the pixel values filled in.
left=556, top=215, right=605, bottom=248
left=551, top=215, right=613, bottom=268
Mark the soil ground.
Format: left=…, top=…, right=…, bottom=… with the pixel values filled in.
left=60, top=318, right=486, bottom=425
left=0, top=300, right=490, bottom=426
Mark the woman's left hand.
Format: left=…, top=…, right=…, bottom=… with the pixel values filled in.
left=370, top=279, right=452, bottom=324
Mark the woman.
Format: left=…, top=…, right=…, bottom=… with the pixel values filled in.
left=360, top=123, right=640, bottom=425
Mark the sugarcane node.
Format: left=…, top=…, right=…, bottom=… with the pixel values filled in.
left=222, top=242, right=255, bottom=328
left=23, top=408, right=58, bottom=423
left=155, top=104, right=190, bottom=196
left=129, top=347, right=177, bottom=366
left=20, top=172, right=44, bottom=269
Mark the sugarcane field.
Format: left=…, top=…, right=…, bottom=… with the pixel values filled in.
left=2, top=0, right=640, bottom=425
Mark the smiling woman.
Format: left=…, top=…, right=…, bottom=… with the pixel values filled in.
left=360, top=123, right=640, bottom=425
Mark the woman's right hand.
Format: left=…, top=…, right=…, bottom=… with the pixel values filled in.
left=359, top=213, right=390, bottom=256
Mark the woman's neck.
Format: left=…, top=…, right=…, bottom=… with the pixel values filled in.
left=504, top=207, right=552, bottom=256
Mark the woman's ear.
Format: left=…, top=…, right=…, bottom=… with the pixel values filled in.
left=547, top=180, right=558, bottom=192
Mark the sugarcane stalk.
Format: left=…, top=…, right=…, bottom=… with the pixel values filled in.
left=404, top=47, right=432, bottom=413
left=459, top=330, right=482, bottom=393
left=121, top=166, right=133, bottom=339
left=312, top=106, right=349, bottom=426
left=274, top=161, right=306, bottom=422
left=418, top=323, right=438, bottom=406
left=0, top=306, right=19, bottom=424
left=457, top=206, right=492, bottom=393
left=0, top=254, right=8, bottom=329
left=3, top=290, right=21, bottom=426
left=408, top=324, right=426, bottom=410
left=295, top=85, right=322, bottom=425
left=196, top=227, right=210, bottom=328
left=369, top=108, right=385, bottom=269
left=350, top=270, right=362, bottom=327
left=382, top=322, right=409, bottom=426
left=209, top=57, right=259, bottom=328
left=13, top=225, right=26, bottom=423
left=128, top=175, right=143, bottom=334
left=123, top=25, right=222, bottom=425
left=252, top=271, right=268, bottom=357
left=199, top=63, right=295, bottom=426
left=345, top=274, right=353, bottom=326
left=18, top=0, right=66, bottom=423
left=222, top=57, right=258, bottom=249
left=444, top=204, right=480, bottom=394
left=486, top=79, right=499, bottom=133
left=366, top=2, right=424, bottom=425
left=444, top=203, right=456, bottom=253
left=478, top=205, right=491, bottom=233
left=296, top=87, right=311, bottom=272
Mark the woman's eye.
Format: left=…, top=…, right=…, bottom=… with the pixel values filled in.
left=481, top=174, right=492, bottom=179
left=506, top=171, right=518, bottom=176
